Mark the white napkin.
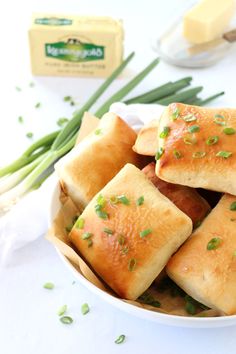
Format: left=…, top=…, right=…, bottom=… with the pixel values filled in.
left=0, top=103, right=164, bottom=266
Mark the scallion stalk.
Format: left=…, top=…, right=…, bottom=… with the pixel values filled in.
left=195, top=91, right=225, bottom=106
left=0, top=131, right=59, bottom=178
left=123, top=77, right=192, bottom=104
left=155, top=86, right=203, bottom=105
left=0, top=152, right=48, bottom=194
left=95, top=58, right=160, bottom=117
left=51, top=52, right=135, bottom=150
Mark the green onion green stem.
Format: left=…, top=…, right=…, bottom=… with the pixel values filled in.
left=124, top=76, right=192, bottom=104
left=155, top=86, right=203, bottom=105
left=196, top=91, right=225, bottom=106
left=95, top=58, right=160, bottom=117
left=51, top=52, right=135, bottom=150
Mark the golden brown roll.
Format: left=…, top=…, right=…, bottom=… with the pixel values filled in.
left=156, top=103, right=236, bottom=195
left=142, top=162, right=210, bottom=227
left=133, top=119, right=158, bottom=156
left=69, top=163, right=192, bottom=300
left=166, top=194, right=236, bottom=315
left=55, top=113, right=141, bottom=210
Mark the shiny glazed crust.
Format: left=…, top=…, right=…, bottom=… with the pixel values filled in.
left=156, top=103, right=236, bottom=195
left=167, top=194, right=236, bottom=315
left=69, top=163, right=192, bottom=300
left=55, top=113, right=141, bottom=210
left=142, top=162, right=210, bottom=227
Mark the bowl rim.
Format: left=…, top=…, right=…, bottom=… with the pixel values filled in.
left=49, top=181, right=236, bottom=328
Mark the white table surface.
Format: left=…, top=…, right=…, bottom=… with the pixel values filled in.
left=1, top=0, right=236, bottom=353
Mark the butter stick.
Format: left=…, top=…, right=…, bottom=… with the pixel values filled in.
left=29, top=14, right=124, bottom=77
left=183, top=0, right=235, bottom=44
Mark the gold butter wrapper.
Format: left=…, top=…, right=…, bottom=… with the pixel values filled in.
left=46, top=112, right=221, bottom=318
left=29, top=14, right=124, bottom=77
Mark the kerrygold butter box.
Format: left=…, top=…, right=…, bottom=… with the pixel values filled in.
left=28, top=14, right=124, bottom=77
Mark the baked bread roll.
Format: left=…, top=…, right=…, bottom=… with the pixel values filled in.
left=69, top=163, right=192, bottom=300
left=166, top=194, right=236, bottom=315
left=156, top=103, right=236, bottom=195
left=55, top=113, right=141, bottom=210
left=133, top=119, right=158, bottom=156
left=142, top=162, right=210, bottom=227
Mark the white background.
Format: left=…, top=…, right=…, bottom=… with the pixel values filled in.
left=0, top=0, right=236, bottom=353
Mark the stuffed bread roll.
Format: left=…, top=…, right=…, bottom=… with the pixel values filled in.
left=167, top=194, right=236, bottom=315
left=69, top=163, right=192, bottom=300
left=142, top=162, right=210, bottom=227
left=55, top=113, right=142, bottom=210
left=156, top=103, right=236, bottom=195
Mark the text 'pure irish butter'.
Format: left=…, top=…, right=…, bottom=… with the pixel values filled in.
left=28, top=14, right=124, bottom=77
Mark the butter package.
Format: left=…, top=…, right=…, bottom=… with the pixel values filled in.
left=28, top=14, right=124, bottom=77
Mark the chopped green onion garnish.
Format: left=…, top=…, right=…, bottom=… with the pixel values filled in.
left=188, top=125, right=199, bottom=133
left=128, top=258, right=137, bottom=271
left=63, top=95, right=75, bottom=106
left=82, top=232, right=93, bottom=240
left=138, top=292, right=161, bottom=307
left=65, top=224, right=73, bottom=233
left=29, top=82, right=35, bottom=88
left=75, top=217, right=85, bottom=229
left=230, top=202, right=236, bottom=211
left=57, top=118, right=69, bottom=127
left=81, top=303, right=90, bottom=315
left=43, top=282, right=54, bottom=290
left=140, top=229, right=152, bottom=238
left=151, top=300, right=161, bottom=308
left=206, top=136, right=219, bottom=145
left=103, top=227, right=113, bottom=235
left=183, top=135, right=197, bottom=145
left=110, top=196, right=119, bottom=204
left=173, top=149, right=182, bottom=159
left=96, top=194, right=106, bottom=208
left=155, top=147, right=164, bottom=160
left=64, top=95, right=72, bottom=102
left=194, top=220, right=202, bottom=229
left=159, top=126, right=170, bottom=138
left=87, top=239, right=93, bottom=247
left=117, top=235, right=125, bottom=246
left=171, top=107, right=180, bottom=120
left=26, top=132, right=33, bottom=139
left=233, top=251, right=236, bottom=257
left=207, top=237, right=222, bottom=250
left=136, top=196, right=144, bottom=206
left=223, top=127, right=235, bottom=135
left=214, top=114, right=225, bottom=126
left=57, top=305, right=67, bottom=316
left=183, top=114, right=197, bottom=122
left=18, top=116, right=23, bottom=123
left=15, top=86, right=22, bottom=91
left=192, top=151, right=206, bottom=158
left=216, top=151, right=232, bottom=159
left=60, top=316, right=73, bottom=324
left=115, top=334, right=125, bottom=344
left=94, top=129, right=102, bottom=135
left=121, top=246, right=129, bottom=255
left=185, top=300, right=196, bottom=315
left=95, top=208, right=108, bottom=219
left=35, top=102, right=41, bottom=109
left=117, top=195, right=130, bottom=205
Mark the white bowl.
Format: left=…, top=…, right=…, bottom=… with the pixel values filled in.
left=49, top=183, right=236, bottom=328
